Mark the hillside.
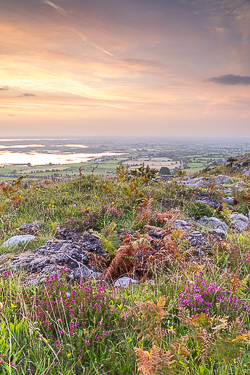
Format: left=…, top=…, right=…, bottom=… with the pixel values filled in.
left=1, top=158, right=250, bottom=374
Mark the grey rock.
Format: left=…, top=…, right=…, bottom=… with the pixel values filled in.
left=229, top=214, right=249, bottom=232
left=214, top=175, right=234, bottom=184
left=223, top=187, right=233, bottom=196
left=0, top=231, right=107, bottom=284
left=148, top=279, right=155, bottom=285
left=240, top=161, right=249, bottom=167
left=208, top=228, right=227, bottom=237
left=242, top=169, right=250, bottom=176
left=195, top=198, right=222, bottom=210
left=232, top=165, right=239, bottom=171
left=2, top=235, right=35, bottom=248
left=19, top=221, right=43, bottom=234
left=182, top=177, right=209, bottom=187
left=198, top=216, right=228, bottom=232
left=225, top=162, right=232, bottom=168
left=114, top=277, right=138, bottom=288
left=174, top=220, right=190, bottom=231
left=222, top=197, right=235, bottom=206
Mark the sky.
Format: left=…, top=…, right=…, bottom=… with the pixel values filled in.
left=0, top=0, right=250, bottom=137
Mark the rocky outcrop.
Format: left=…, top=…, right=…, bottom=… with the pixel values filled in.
left=0, top=231, right=106, bottom=284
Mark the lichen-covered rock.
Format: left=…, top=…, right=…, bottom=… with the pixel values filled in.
left=198, top=216, right=228, bottom=232
left=214, top=175, right=234, bottom=184
left=19, top=221, right=43, bottom=234
left=0, top=231, right=106, bottom=284
left=229, top=214, right=249, bottom=232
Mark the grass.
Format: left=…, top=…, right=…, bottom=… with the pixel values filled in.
left=1, top=169, right=250, bottom=374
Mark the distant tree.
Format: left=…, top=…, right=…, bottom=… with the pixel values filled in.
left=159, top=167, right=171, bottom=175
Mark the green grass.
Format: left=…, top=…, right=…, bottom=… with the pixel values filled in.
left=1, top=171, right=250, bottom=374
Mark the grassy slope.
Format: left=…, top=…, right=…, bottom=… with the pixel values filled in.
left=0, top=171, right=250, bottom=374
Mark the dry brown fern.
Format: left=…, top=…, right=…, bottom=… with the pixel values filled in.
left=134, top=345, right=175, bottom=375
left=127, top=296, right=168, bottom=341
left=137, top=199, right=179, bottom=227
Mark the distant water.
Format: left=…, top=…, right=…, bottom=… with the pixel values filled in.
left=0, top=139, right=121, bottom=166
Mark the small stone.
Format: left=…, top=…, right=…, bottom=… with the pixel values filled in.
left=2, top=235, right=35, bottom=248
left=114, top=277, right=138, bottom=288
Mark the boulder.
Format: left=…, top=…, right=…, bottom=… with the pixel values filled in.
left=229, top=214, right=249, bottom=232
left=198, top=216, right=228, bottom=232
left=2, top=235, right=35, bottom=248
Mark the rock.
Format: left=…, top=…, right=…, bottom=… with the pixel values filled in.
left=229, top=214, right=249, bottom=232
left=240, top=161, right=249, bottom=167
left=222, top=197, right=235, bottom=206
left=2, top=235, right=35, bottom=248
left=195, top=198, right=222, bottom=210
left=225, top=162, right=232, bottom=168
left=223, top=187, right=233, bottom=196
left=0, top=231, right=107, bottom=284
left=214, top=175, right=234, bottom=184
left=198, top=216, right=228, bottom=232
left=114, top=277, right=138, bottom=288
left=208, top=228, right=227, bottom=237
left=232, top=165, right=239, bottom=171
left=242, top=169, right=250, bottom=176
left=19, top=221, right=43, bottom=234
left=174, top=220, right=191, bottom=231
left=186, top=230, right=221, bottom=251
left=183, top=177, right=209, bottom=187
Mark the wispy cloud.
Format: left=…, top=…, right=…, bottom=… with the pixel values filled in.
left=207, top=74, right=250, bottom=85
left=0, top=86, right=11, bottom=91
left=72, top=30, right=116, bottom=58
left=42, top=0, right=69, bottom=17
left=21, top=93, right=36, bottom=97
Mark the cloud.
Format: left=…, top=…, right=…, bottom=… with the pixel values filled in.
left=0, top=86, right=10, bottom=91
left=22, top=93, right=36, bottom=97
left=42, top=0, right=69, bottom=17
left=207, top=74, right=250, bottom=85
left=72, top=30, right=116, bottom=58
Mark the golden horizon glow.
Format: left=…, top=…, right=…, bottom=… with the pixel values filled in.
left=0, top=0, right=250, bottom=137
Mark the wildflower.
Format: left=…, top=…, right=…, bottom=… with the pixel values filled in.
left=52, top=205, right=54, bottom=208
left=74, top=204, right=76, bottom=207
left=87, top=207, right=89, bottom=210
left=214, top=210, right=216, bottom=212
left=112, top=202, right=115, bottom=205
left=66, top=292, right=70, bottom=298
left=95, top=195, right=97, bottom=198
left=49, top=204, right=51, bottom=206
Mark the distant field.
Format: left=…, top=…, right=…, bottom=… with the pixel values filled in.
left=122, top=158, right=180, bottom=169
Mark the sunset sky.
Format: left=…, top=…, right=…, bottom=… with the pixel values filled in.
left=0, top=0, right=250, bottom=137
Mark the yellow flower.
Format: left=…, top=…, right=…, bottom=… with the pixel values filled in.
left=19, top=195, right=22, bottom=198
left=112, top=202, right=115, bottom=205
left=49, top=204, right=51, bottom=206
left=87, top=207, right=89, bottom=210
left=95, top=195, right=97, bottom=198
left=214, top=210, right=216, bottom=212
left=52, top=205, right=54, bottom=208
